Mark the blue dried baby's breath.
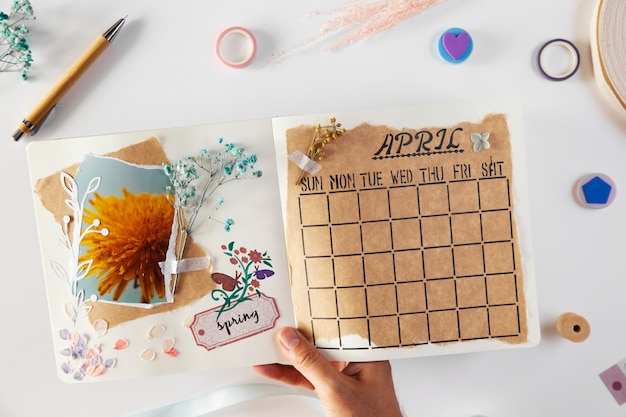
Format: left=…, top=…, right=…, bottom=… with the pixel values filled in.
left=162, top=140, right=262, bottom=234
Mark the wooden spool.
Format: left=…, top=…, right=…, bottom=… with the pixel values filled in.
left=557, top=312, right=590, bottom=343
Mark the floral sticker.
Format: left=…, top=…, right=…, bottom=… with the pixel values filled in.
left=210, top=242, right=274, bottom=320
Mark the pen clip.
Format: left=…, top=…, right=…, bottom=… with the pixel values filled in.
left=29, top=104, right=57, bottom=136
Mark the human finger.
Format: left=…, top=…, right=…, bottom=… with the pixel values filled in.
left=252, top=363, right=314, bottom=390
left=275, top=327, right=344, bottom=390
left=341, top=360, right=393, bottom=380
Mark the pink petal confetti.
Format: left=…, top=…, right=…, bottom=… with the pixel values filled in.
left=90, top=364, right=106, bottom=377
left=113, top=339, right=129, bottom=350
left=92, top=319, right=109, bottom=337
left=165, top=348, right=179, bottom=358
left=147, top=324, right=166, bottom=339
left=183, top=316, right=194, bottom=328
left=68, top=331, right=80, bottom=345
left=86, top=346, right=101, bottom=358
left=162, top=338, right=175, bottom=354
left=82, top=365, right=94, bottom=376
left=140, top=348, right=156, bottom=362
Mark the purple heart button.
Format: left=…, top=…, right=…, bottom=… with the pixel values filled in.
left=438, top=28, right=473, bottom=63
left=443, top=31, right=470, bottom=60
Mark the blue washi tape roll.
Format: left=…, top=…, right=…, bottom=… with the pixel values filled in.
left=438, top=28, right=473, bottom=63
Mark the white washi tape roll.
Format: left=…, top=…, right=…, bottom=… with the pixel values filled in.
left=591, top=0, right=626, bottom=113
left=216, top=26, right=257, bottom=68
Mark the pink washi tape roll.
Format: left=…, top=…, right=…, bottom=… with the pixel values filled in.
left=216, top=26, right=257, bottom=68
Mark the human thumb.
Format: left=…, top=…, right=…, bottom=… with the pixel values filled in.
left=277, top=327, right=340, bottom=389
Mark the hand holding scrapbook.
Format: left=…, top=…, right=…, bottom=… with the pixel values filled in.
left=27, top=99, right=539, bottom=382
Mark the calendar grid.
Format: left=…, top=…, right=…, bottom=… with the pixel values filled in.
left=300, top=175, right=522, bottom=350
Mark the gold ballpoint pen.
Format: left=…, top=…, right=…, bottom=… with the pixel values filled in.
left=12, top=16, right=126, bottom=141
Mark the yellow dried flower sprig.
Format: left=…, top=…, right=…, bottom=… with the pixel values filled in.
left=296, top=117, right=347, bottom=184
left=308, top=117, right=346, bottom=160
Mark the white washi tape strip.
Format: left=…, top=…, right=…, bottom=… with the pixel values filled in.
left=159, top=256, right=211, bottom=275
left=216, top=26, right=257, bottom=68
left=288, top=150, right=322, bottom=175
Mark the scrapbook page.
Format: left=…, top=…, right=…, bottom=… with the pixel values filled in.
left=272, top=99, right=540, bottom=362
left=27, top=99, right=540, bottom=382
left=27, top=120, right=293, bottom=382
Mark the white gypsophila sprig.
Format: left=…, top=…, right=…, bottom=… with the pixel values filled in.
left=48, top=172, right=109, bottom=322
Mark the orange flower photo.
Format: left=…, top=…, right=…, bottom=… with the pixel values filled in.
left=79, top=188, right=174, bottom=303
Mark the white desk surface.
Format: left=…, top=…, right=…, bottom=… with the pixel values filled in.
left=2, top=0, right=626, bottom=416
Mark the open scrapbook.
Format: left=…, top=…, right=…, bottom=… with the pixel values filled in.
left=27, top=99, right=540, bottom=382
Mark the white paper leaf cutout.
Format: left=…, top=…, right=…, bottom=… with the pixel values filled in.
left=59, top=172, right=77, bottom=198
left=162, top=338, right=175, bottom=353
left=76, top=305, right=92, bottom=319
left=147, top=324, right=166, bottom=339
left=77, top=289, right=86, bottom=305
left=64, top=198, right=79, bottom=212
left=140, top=348, right=156, bottom=362
left=93, top=319, right=108, bottom=337
left=65, top=198, right=79, bottom=213
left=64, top=198, right=79, bottom=213
left=75, top=260, right=93, bottom=281
left=49, top=261, right=69, bottom=283
left=85, top=177, right=102, bottom=195
left=71, top=290, right=93, bottom=319
left=63, top=303, right=76, bottom=320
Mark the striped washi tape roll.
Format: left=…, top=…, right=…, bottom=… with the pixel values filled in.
left=591, top=0, right=626, bottom=113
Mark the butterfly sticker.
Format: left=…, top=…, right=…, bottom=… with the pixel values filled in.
left=471, top=132, right=490, bottom=152
left=211, top=271, right=241, bottom=291
left=253, top=265, right=275, bottom=280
